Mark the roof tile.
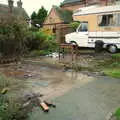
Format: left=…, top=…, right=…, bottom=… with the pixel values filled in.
left=0, top=3, right=29, bottom=19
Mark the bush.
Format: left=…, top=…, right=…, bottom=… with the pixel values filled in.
left=69, top=21, right=80, bottom=31
left=26, top=29, right=58, bottom=57
left=0, top=16, right=30, bottom=58
left=0, top=75, right=21, bottom=120
left=29, top=50, right=44, bottom=57
left=40, top=28, right=54, bottom=36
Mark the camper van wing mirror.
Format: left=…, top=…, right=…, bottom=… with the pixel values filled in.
left=76, top=29, right=79, bottom=33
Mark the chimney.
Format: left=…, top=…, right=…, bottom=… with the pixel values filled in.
left=17, top=0, right=23, bottom=8
left=8, top=0, right=14, bottom=13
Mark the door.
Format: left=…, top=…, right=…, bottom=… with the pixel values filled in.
left=75, top=22, right=88, bottom=47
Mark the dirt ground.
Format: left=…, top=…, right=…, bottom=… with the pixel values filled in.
left=0, top=50, right=118, bottom=120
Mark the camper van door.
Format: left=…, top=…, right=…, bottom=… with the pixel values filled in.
left=76, top=22, right=88, bottom=47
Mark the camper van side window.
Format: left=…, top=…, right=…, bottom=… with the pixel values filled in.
left=117, top=14, right=120, bottom=26
left=98, top=14, right=116, bottom=27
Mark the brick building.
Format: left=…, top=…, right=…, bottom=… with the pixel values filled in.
left=60, top=0, right=118, bottom=11
left=43, top=6, right=73, bottom=30
left=44, top=0, right=119, bottom=29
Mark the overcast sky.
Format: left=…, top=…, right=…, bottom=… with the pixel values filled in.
left=0, top=0, right=63, bottom=16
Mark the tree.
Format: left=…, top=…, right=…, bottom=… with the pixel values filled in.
left=31, top=11, right=37, bottom=20
left=37, top=6, right=48, bottom=25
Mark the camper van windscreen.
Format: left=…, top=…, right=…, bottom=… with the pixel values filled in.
left=78, top=22, right=88, bottom=32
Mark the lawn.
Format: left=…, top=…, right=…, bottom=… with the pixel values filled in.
left=104, top=69, right=120, bottom=78
left=103, top=53, right=120, bottom=78
left=112, top=108, right=120, bottom=120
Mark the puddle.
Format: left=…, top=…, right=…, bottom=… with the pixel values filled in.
left=27, top=81, right=51, bottom=87
left=40, top=66, right=49, bottom=70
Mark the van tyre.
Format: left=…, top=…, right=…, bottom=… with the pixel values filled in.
left=95, top=40, right=104, bottom=53
left=70, top=41, right=77, bottom=46
left=108, top=45, right=117, bottom=53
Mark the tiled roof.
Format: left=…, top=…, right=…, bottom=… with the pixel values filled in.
left=53, top=6, right=73, bottom=23
left=61, top=0, right=82, bottom=5
left=0, top=4, right=29, bottom=19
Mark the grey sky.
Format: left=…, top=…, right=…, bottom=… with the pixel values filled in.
left=0, top=0, right=63, bottom=16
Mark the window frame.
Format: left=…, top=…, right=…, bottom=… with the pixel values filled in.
left=97, top=13, right=119, bottom=28
left=77, top=21, right=88, bottom=32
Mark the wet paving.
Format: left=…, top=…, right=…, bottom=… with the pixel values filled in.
left=27, top=69, right=120, bottom=120
left=0, top=62, right=120, bottom=120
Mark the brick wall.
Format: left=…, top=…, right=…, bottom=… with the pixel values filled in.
left=56, top=24, right=74, bottom=44
left=61, top=0, right=117, bottom=12
left=43, top=7, right=62, bottom=29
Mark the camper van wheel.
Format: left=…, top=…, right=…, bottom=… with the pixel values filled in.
left=95, top=40, right=104, bottom=53
left=108, top=45, right=117, bottom=53
left=70, top=41, right=77, bottom=46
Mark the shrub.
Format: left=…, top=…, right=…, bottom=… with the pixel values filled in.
left=0, top=16, right=30, bottom=58
left=0, top=75, right=22, bottom=120
left=26, top=29, right=58, bottom=56
left=69, top=21, right=80, bottom=31
left=40, top=28, right=54, bottom=36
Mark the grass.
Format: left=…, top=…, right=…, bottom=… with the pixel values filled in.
left=112, top=53, right=120, bottom=59
left=114, top=108, right=120, bottom=116
left=0, top=74, right=26, bottom=120
left=104, top=69, right=120, bottom=78
left=102, top=53, right=120, bottom=78
left=112, top=108, right=120, bottom=120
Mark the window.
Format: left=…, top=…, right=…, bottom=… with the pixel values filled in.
left=78, top=22, right=88, bottom=32
left=98, top=14, right=117, bottom=27
left=117, top=13, right=120, bottom=26
left=52, top=28, right=56, bottom=33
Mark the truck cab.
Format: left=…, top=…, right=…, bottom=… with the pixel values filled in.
left=65, top=22, right=89, bottom=47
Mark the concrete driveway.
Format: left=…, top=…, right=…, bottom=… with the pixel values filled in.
left=28, top=73, right=120, bottom=120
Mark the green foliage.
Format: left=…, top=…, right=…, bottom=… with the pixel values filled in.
left=69, top=21, right=80, bottom=31
left=29, top=26, right=39, bottom=32
left=0, top=16, right=30, bottom=57
left=114, top=108, right=120, bottom=116
left=29, top=50, right=50, bottom=57
left=0, top=75, right=21, bottom=120
left=112, top=53, right=120, bottom=60
left=31, top=6, right=48, bottom=26
left=101, top=53, right=120, bottom=78
left=109, top=62, right=120, bottom=68
left=37, top=6, right=48, bottom=24
left=104, top=69, right=120, bottom=78
left=26, top=30, right=58, bottom=57
left=31, top=11, right=37, bottom=20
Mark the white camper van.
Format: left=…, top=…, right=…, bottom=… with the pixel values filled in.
left=65, top=5, right=120, bottom=53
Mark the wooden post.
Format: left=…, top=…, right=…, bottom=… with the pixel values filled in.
left=59, top=45, right=60, bottom=61
left=75, top=46, right=78, bottom=61
left=62, top=48, right=65, bottom=59
left=59, top=44, right=78, bottom=63
left=71, top=45, right=74, bottom=62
